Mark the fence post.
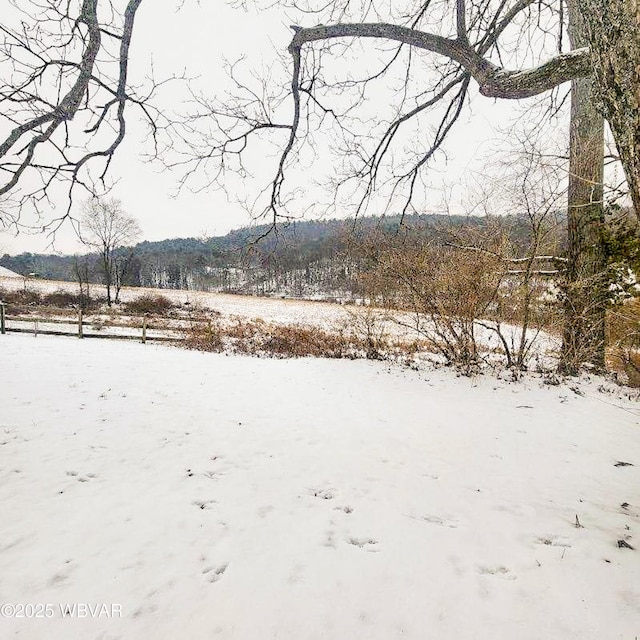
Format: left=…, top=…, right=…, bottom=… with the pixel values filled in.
left=142, top=316, right=147, bottom=344
left=78, top=308, right=84, bottom=339
left=0, top=301, right=5, bottom=335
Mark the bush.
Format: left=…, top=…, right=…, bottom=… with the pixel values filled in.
left=258, top=324, right=350, bottom=358
left=184, top=318, right=353, bottom=359
left=0, top=288, right=42, bottom=306
left=0, top=287, right=107, bottom=310
left=361, top=240, right=506, bottom=373
left=607, top=299, right=640, bottom=386
left=125, top=294, right=175, bottom=315
left=184, top=319, right=224, bottom=352
left=42, top=290, right=106, bottom=309
left=344, top=306, right=389, bottom=359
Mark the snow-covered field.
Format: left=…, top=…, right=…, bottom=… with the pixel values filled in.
left=0, top=276, right=356, bottom=328
left=0, top=276, right=559, bottom=357
left=1, top=333, right=639, bottom=639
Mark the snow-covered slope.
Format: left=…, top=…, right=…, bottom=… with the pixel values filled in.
left=0, top=334, right=639, bottom=639
left=0, top=265, right=22, bottom=279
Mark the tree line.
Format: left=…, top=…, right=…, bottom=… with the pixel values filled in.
left=1, top=211, right=545, bottom=300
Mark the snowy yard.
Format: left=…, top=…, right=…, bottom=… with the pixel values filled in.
left=1, top=333, right=640, bottom=639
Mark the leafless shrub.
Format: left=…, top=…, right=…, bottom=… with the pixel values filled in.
left=42, top=290, right=91, bottom=309
left=183, top=318, right=353, bottom=359
left=257, top=324, right=350, bottom=359
left=352, top=219, right=564, bottom=374
left=0, top=286, right=106, bottom=312
left=607, top=300, right=640, bottom=387
left=344, top=306, right=389, bottom=360
left=0, top=287, right=42, bottom=306
left=184, top=318, right=225, bottom=353
left=357, top=228, right=507, bottom=373
left=125, top=294, right=175, bottom=316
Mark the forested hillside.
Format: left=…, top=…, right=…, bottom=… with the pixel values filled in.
left=1, top=213, right=539, bottom=300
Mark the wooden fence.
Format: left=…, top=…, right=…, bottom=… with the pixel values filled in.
left=0, top=302, right=180, bottom=343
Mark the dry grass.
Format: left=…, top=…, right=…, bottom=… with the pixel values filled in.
left=182, top=312, right=436, bottom=362
left=184, top=318, right=354, bottom=359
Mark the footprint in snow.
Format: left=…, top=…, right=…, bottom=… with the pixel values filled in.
left=347, top=537, right=379, bottom=551
left=203, top=470, right=227, bottom=480
left=534, top=535, right=571, bottom=548
left=203, top=563, right=228, bottom=583
left=311, top=488, right=335, bottom=500
left=258, top=505, right=274, bottom=518
left=66, top=470, right=96, bottom=483
left=335, top=505, right=353, bottom=514
left=193, top=500, right=217, bottom=510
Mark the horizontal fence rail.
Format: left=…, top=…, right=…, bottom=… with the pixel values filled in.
left=0, top=304, right=185, bottom=344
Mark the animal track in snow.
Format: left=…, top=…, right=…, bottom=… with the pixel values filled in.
left=311, top=488, right=335, bottom=500
left=203, top=563, right=228, bottom=583
left=335, top=505, right=353, bottom=514
left=203, top=470, right=227, bottom=480
left=193, top=499, right=217, bottom=510
left=347, top=537, right=379, bottom=551
left=534, top=535, right=571, bottom=548
left=66, top=470, right=96, bottom=483
left=258, top=505, right=274, bottom=518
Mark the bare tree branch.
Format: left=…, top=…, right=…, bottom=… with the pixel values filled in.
left=0, top=0, right=157, bottom=232
left=289, top=23, right=590, bottom=99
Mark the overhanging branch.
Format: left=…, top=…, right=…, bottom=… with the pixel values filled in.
left=290, top=23, right=591, bottom=99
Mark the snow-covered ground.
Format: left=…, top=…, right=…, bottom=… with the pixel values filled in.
left=1, top=333, right=639, bottom=639
left=0, top=267, right=21, bottom=279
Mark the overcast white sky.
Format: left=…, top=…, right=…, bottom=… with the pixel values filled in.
left=0, top=1, right=560, bottom=256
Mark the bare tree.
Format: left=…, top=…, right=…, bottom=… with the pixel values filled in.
left=160, top=1, right=635, bottom=219
left=72, top=254, right=93, bottom=309
left=1, top=1, right=636, bottom=218
left=0, top=0, right=157, bottom=230
left=80, top=197, right=141, bottom=305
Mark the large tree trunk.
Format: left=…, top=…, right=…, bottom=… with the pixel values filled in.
left=560, top=0, right=607, bottom=373
left=579, top=0, right=640, bottom=217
